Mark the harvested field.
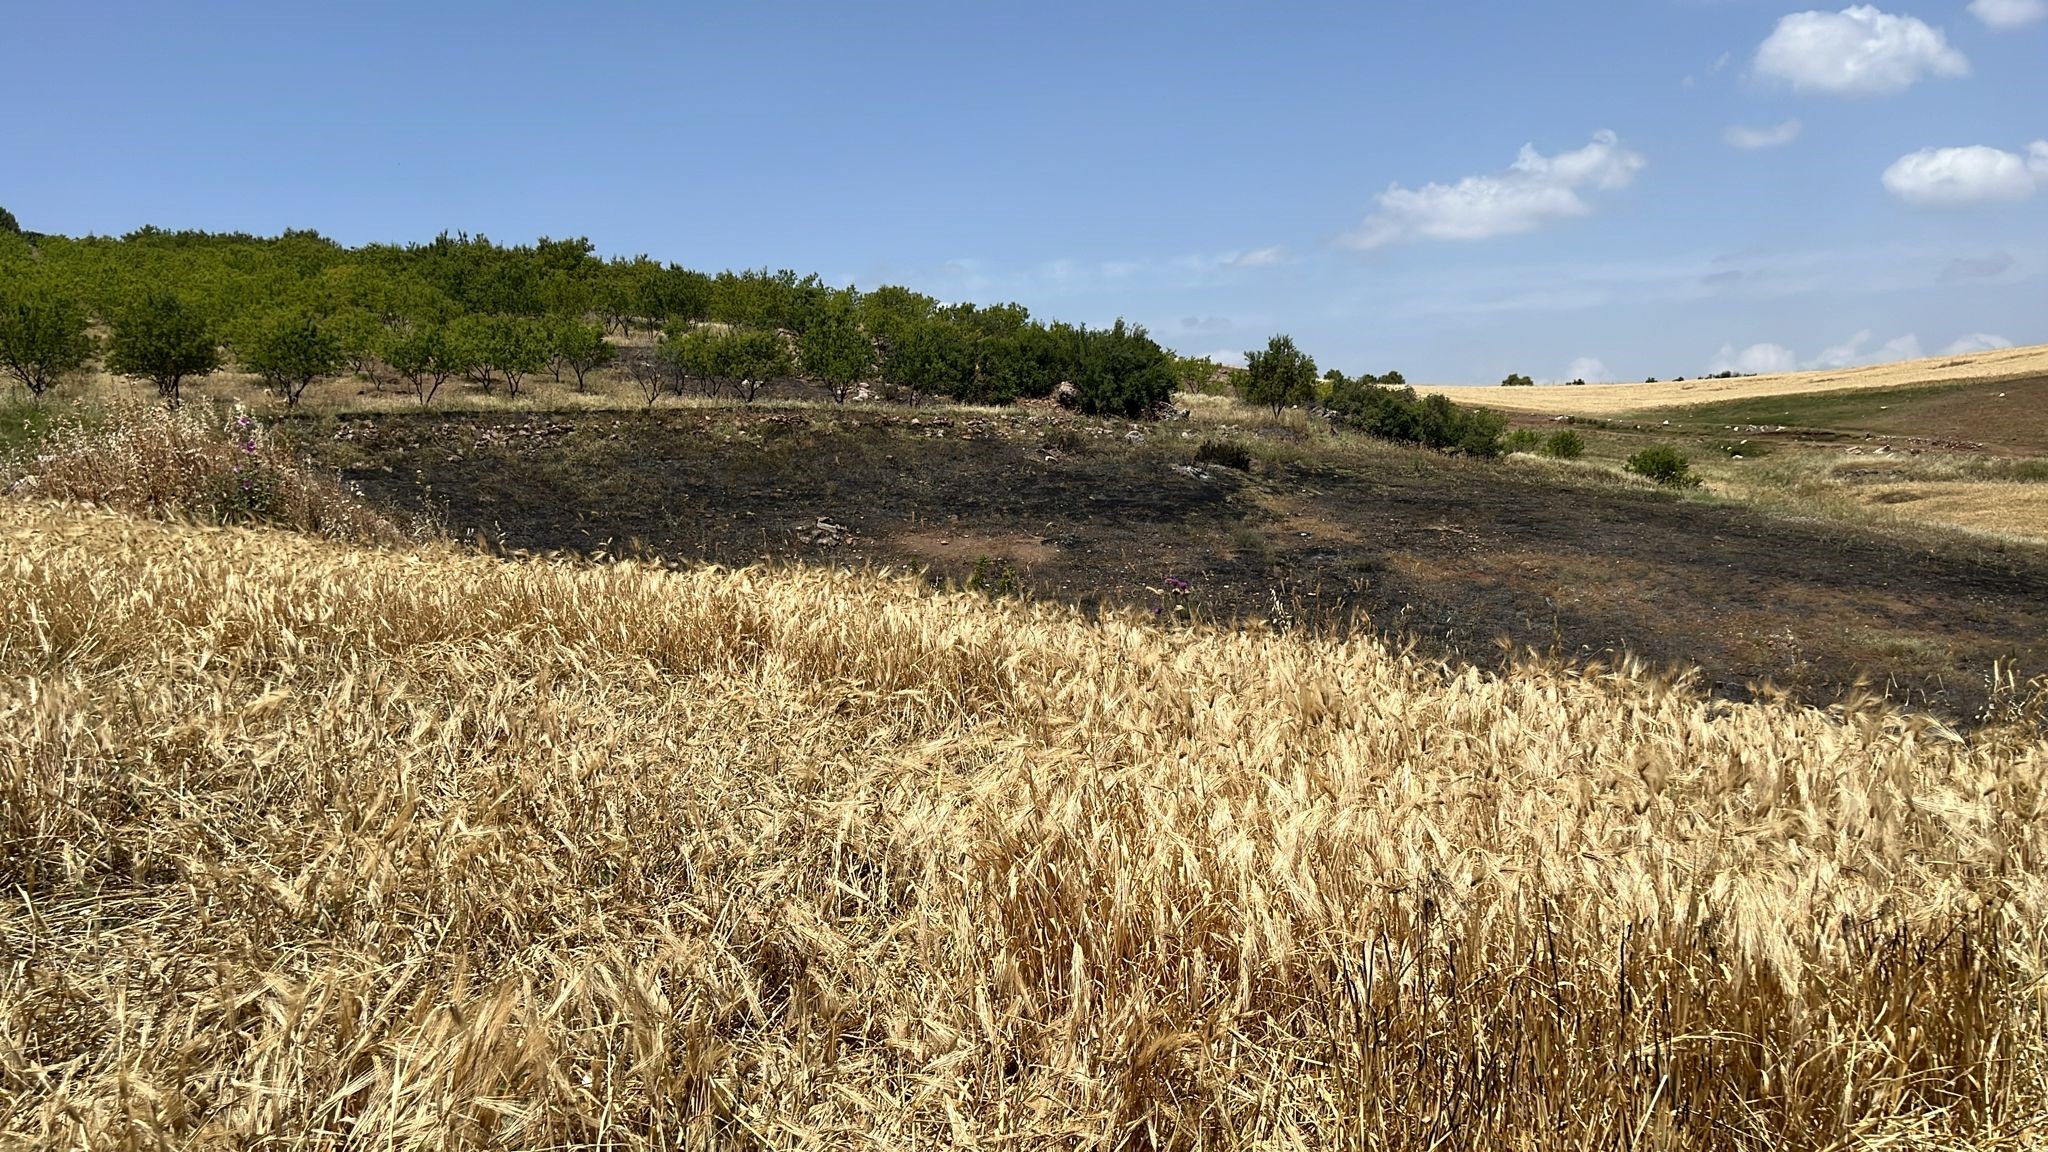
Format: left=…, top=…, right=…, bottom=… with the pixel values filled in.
left=2, top=497, right=2045, bottom=1148
left=1451, top=342, right=2048, bottom=417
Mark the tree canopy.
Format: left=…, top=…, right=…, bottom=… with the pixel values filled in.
left=1240, top=334, right=1317, bottom=415
left=107, top=292, right=221, bottom=404
left=0, top=273, right=96, bottom=398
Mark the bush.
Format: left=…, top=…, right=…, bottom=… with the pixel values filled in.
left=1324, top=378, right=1504, bottom=457
left=1504, top=428, right=1541, bottom=454
left=1068, top=320, right=1176, bottom=418
left=1624, top=445, right=1700, bottom=487
left=1500, top=373, right=1534, bottom=387
left=1541, top=430, right=1584, bottom=459
left=1194, top=439, right=1252, bottom=471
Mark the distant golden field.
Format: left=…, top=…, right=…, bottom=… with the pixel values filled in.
left=3, top=494, right=2044, bottom=1149
left=1448, top=342, right=2048, bottom=417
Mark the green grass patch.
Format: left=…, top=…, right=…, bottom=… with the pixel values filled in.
left=1627, top=381, right=1969, bottom=432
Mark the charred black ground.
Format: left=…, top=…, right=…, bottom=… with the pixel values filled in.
left=315, top=406, right=2048, bottom=723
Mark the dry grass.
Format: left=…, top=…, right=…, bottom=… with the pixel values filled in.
left=1445, top=342, right=2048, bottom=417
left=1662, top=450, right=2048, bottom=548
left=2, top=494, right=2044, bottom=1149
left=1853, top=481, right=2048, bottom=541
left=2, top=401, right=420, bottom=544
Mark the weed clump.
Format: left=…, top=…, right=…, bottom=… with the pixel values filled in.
left=1194, top=438, right=1253, bottom=470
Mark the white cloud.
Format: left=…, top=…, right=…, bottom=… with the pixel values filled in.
left=1944, top=333, right=2014, bottom=355
left=1808, top=330, right=1923, bottom=368
left=1809, top=329, right=1875, bottom=369
left=1565, top=357, right=1612, bottom=383
left=1969, top=0, right=2048, bottom=29
left=1724, top=120, right=1804, bottom=150
left=1882, top=142, right=2048, bottom=206
left=1709, top=331, right=1926, bottom=376
left=1228, top=246, right=1291, bottom=268
left=1709, top=343, right=1799, bottom=375
left=1341, top=131, right=1645, bottom=249
left=1754, top=6, right=1969, bottom=95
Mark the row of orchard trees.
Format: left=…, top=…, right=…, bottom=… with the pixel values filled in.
left=0, top=222, right=1179, bottom=416
left=1234, top=333, right=1506, bottom=456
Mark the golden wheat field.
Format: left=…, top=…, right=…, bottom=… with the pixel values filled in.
left=1444, top=342, right=2048, bottom=417
left=2, top=488, right=2045, bottom=1149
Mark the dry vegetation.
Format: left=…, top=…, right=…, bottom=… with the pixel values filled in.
left=1452, top=342, right=2048, bottom=417
left=3, top=401, right=416, bottom=543
left=3, top=484, right=2045, bottom=1147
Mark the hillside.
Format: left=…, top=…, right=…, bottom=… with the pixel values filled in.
left=3, top=497, right=2044, bottom=1148
left=1455, top=342, right=2048, bottom=418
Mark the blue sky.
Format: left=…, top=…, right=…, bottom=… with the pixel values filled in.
left=5, top=1, right=2044, bottom=383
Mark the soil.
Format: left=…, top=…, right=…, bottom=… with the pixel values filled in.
left=315, top=407, right=2048, bottom=723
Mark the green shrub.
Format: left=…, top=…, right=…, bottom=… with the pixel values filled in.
left=1500, top=373, right=1534, bottom=387
left=1541, top=430, right=1585, bottom=459
left=1068, top=320, right=1177, bottom=417
left=1625, top=445, right=1700, bottom=487
left=1325, top=378, right=1504, bottom=457
left=965, top=555, right=1021, bottom=598
left=1504, top=428, right=1541, bottom=453
left=1195, top=439, right=1253, bottom=470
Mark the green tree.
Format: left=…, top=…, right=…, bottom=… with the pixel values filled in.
left=326, top=306, right=388, bottom=384
left=449, top=314, right=547, bottom=397
left=491, top=317, right=548, bottom=398
left=726, top=327, right=793, bottom=402
left=797, top=300, right=874, bottom=403
left=239, top=311, right=343, bottom=406
left=547, top=318, right=614, bottom=392
left=107, top=292, right=220, bottom=405
left=385, top=324, right=460, bottom=406
left=664, top=325, right=793, bottom=403
left=1169, top=353, right=1224, bottom=395
left=858, top=284, right=937, bottom=351
left=1240, top=334, right=1317, bottom=415
left=0, top=206, right=20, bottom=235
left=1500, top=373, right=1535, bottom=388
left=0, top=278, right=96, bottom=399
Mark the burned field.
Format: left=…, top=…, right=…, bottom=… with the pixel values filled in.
left=321, top=407, right=2048, bottom=721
